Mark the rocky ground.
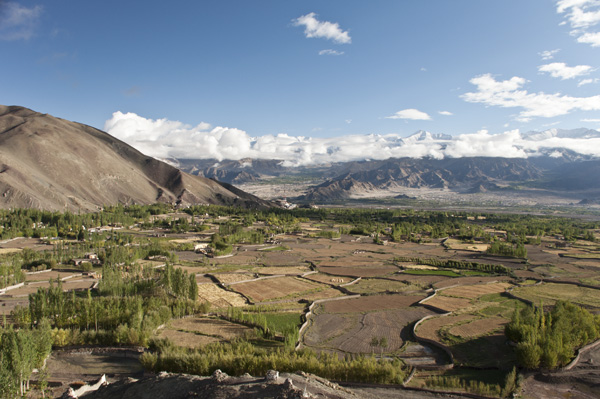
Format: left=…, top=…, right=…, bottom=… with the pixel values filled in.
left=72, top=370, right=475, bottom=399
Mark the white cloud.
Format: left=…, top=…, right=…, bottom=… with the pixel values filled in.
left=578, top=78, right=600, bottom=86
left=293, top=13, right=351, bottom=44
left=318, top=49, right=344, bottom=56
left=539, top=49, right=561, bottom=60
left=0, top=2, right=43, bottom=41
left=538, top=62, right=594, bottom=79
left=577, top=31, right=600, bottom=45
left=556, top=0, right=600, bottom=46
left=557, top=0, right=595, bottom=14
left=386, top=109, right=431, bottom=120
left=104, top=111, right=600, bottom=165
left=461, top=73, right=600, bottom=121
left=438, top=111, right=453, bottom=116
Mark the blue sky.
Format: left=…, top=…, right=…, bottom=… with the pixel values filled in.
left=1, top=1, right=600, bottom=163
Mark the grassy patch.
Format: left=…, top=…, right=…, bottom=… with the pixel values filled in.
left=262, top=312, right=303, bottom=334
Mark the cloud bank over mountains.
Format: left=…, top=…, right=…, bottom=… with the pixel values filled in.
left=105, top=111, right=600, bottom=167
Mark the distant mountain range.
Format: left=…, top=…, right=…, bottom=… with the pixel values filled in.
left=174, top=128, right=600, bottom=203
left=0, top=106, right=272, bottom=211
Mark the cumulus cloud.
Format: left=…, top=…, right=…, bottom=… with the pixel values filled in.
left=386, top=109, right=431, bottom=120
left=461, top=73, right=600, bottom=121
left=318, top=49, right=344, bottom=56
left=104, top=111, right=600, bottom=166
left=0, top=2, right=43, bottom=41
left=539, top=49, right=561, bottom=60
left=577, top=31, right=600, bottom=45
left=578, top=78, right=600, bottom=86
left=293, top=12, right=351, bottom=44
left=538, top=62, right=594, bottom=79
left=438, top=111, right=453, bottom=116
left=556, top=0, right=600, bottom=46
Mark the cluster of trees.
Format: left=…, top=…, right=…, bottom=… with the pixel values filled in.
left=488, top=214, right=599, bottom=243
left=395, top=257, right=511, bottom=275
left=425, top=366, right=521, bottom=398
left=209, top=235, right=233, bottom=256
left=505, top=301, right=600, bottom=369
left=162, top=263, right=198, bottom=301
left=14, top=272, right=209, bottom=348
left=141, top=339, right=409, bottom=384
left=0, top=321, right=52, bottom=398
left=224, top=307, right=299, bottom=348
left=486, top=241, right=527, bottom=258
left=0, top=260, right=25, bottom=290
left=216, top=222, right=264, bottom=245
left=425, top=374, right=501, bottom=397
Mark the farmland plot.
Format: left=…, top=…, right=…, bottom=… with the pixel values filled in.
left=317, top=265, right=398, bottom=278
left=197, top=283, right=247, bottom=307
left=305, top=307, right=437, bottom=354
left=416, top=314, right=476, bottom=342
left=321, top=294, right=425, bottom=313
left=158, top=316, right=254, bottom=349
left=441, top=282, right=511, bottom=299
left=346, top=278, right=412, bottom=294
left=260, top=251, right=306, bottom=266
left=448, top=317, right=508, bottom=339
left=511, top=282, right=600, bottom=309
left=423, top=295, right=472, bottom=312
left=254, top=265, right=311, bottom=275
left=304, top=273, right=352, bottom=286
left=232, top=276, right=320, bottom=303
left=212, top=273, right=256, bottom=284
left=433, top=276, right=512, bottom=289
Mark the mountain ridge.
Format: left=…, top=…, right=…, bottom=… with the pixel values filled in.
left=0, top=105, right=272, bottom=211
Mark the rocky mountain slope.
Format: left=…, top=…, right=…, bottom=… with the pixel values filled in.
left=300, top=156, right=600, bottom=201
left=177, top=151, right=600, bottom=202
left=0, top=106, right=272, bottom=211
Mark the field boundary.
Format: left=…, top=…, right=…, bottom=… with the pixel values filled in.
left=412, top=312, right=454, bottom=368
left=0, top=282, right=25, bottom=294
left=295, top=295, right=361, bottom=350
left=563, top=337, right=600, bottom=371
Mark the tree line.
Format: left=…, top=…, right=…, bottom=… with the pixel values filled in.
left=505, top=301, right=600, bottom=369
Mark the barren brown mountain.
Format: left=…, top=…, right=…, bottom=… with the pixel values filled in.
left=0, top=105, right=272, bottom=211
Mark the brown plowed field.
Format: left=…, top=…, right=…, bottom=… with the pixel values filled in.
left=441, top=282, right=511, bottom=299
left=232, top=276, right=319, bottom=302
left=321, top=294, right=425, bottom=313
left=197, top=283, right=247, bottom=307
left=260, top=251, right=306, bottom=266
left=213, top=273, right=256, bottom=284
left=423, top=295, right=472, bottom=312
left=300, top=288, right=345, bottom=302
left=317, top=265, right=398, bottom=278
left=433, top=276, right=512, bottom=289
left=157, top=329, right=220, bottom=348
left=390, top=274, right=448, bottom=286
left=347, top=278, right=411, bottom=294
left=254, top=266, right=311, bottom=275
left=305, top=307, right=437, bottom=354
left=25, top=271, right=81, bottom=282
left=304, top=273, right=352, bottom=285
left=448, top=317, right=508, bottom=339
left=416, top=314, right=476, bottom=341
